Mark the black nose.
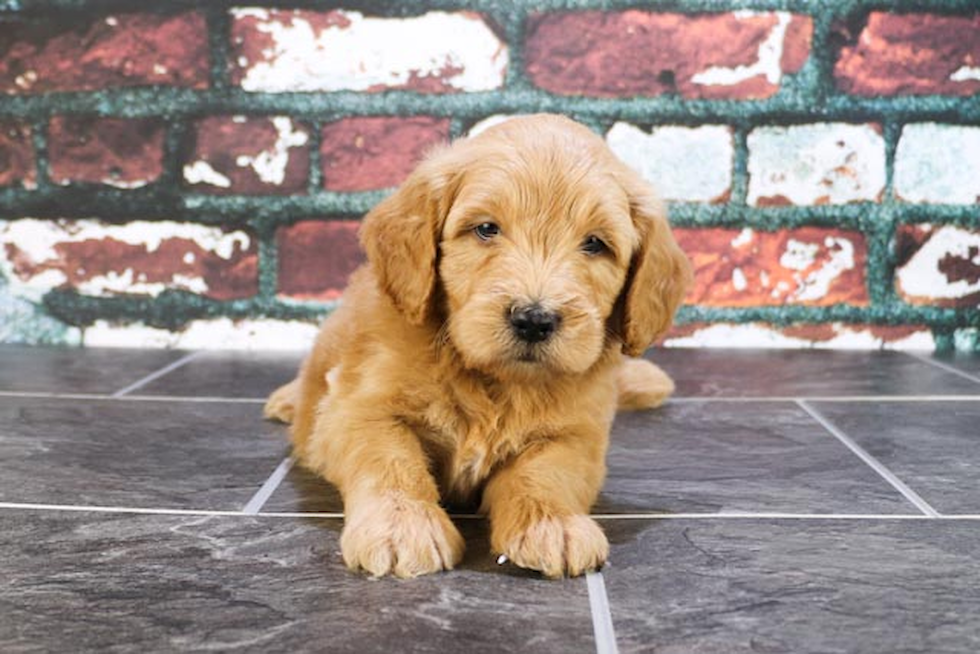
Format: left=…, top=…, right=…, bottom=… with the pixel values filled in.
left=510, top=305, right=561, bottom=344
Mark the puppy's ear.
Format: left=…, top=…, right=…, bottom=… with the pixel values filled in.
left=615, top=166, right=692, bottom=356
left=359, top=149, right=455, bottom=325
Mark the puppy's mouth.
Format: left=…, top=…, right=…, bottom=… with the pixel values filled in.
left=515, top=349, right=540, bottom=364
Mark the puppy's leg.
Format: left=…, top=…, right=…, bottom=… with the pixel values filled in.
left=482, top=436, right=608, bottom=578
left=306, top=406, right=464, bottom=579
left=616, top=357, right=675, bottom=411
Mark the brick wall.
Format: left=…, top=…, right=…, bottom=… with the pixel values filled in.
left=0, top=1, right=978, bottom=351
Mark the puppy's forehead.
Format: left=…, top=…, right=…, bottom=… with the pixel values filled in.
left=452, top=147, right=632, bottom=232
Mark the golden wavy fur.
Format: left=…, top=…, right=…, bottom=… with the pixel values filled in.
left=265, top=114, right=691, bottom=578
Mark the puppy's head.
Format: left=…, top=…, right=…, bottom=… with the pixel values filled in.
left=361, top=114, right=691, bottom=378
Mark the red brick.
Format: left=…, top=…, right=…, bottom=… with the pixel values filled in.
left=48, top=117, right=164, bottom=188
left=0, top=12, right=208, bottom=94
left=277, top=221, right=364, bottom=300
left=525, top=11, right=812, bottom=99
left=0, top=122, right=35, bottom=188
left=1, top=220, right=257, bottom=300
left=676, top=227, right=868, bottom=307
left=183, top=116, right=310, bottom=195
left=321, top=117, right=451, bottom=191
left=834, top=13, right=980, bottom=96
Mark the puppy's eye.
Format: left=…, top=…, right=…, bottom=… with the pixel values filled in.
left=581, top=235, right=608, bottom=256
left=474, top=222, right=500, bottom=241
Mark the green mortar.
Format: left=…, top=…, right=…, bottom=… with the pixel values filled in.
left=0, top=0, right=978, bottom=350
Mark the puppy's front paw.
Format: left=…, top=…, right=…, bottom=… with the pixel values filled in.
left=493, top=512, right=608, bottom=578
left=341, top=494, right=465, bottom=579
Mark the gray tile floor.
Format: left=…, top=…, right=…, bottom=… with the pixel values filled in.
left=1, top=346, right=979, bottom=653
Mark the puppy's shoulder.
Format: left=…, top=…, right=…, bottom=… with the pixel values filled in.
left=330, top=266, right=443, bottom=393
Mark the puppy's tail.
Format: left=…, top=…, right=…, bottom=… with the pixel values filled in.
left=264, top=366, right=338, bottom=425
left=616, top=357, right=675, bottom=411
left=264, top=379, right=300, bottom=424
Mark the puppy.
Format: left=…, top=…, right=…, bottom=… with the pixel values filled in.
left=265, top=114, right=691, bottom=578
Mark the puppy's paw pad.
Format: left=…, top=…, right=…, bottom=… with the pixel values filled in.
left=263, top=381, right=298, bottom=424
left=498, top=514, right=608, bottom=578
left=341, top=497, right=465, bottom=579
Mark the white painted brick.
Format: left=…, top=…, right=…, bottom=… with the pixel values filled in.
left=606, top=123, right=733, bottom=203
left=895, top=124, right=980, bottom=204
left=664, top=323, right=934, bottom=350
left=896, top=225, right=980, bottom=305
left=0, top=219, right=252, bottom=300
left=232, top=9, right=508, bottom=93
left=747, top=123, right=886, bottom=205
left=83, top=318, right=321, bottom=350
left=467, top=114, right=528, bottom=137
left=954, top=328, right=979, bottom=352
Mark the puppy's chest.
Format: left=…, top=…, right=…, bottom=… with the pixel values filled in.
left=419, top=391, right=553, bottom=502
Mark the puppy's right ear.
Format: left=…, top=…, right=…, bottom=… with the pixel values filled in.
left=359, top=149, right=455, bottom=325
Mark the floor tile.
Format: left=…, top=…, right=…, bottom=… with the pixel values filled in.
left=261, top=463, right=344, bottom=513
left=596, top=401, right=912, bottom=515
left=0, top=511, right=592, bottom=653
left=649, top=349, right=980, bottom=397
left=136, top=350, right=303, bottom=399
left=926, top=353, right=980, bottom=382
left=0, top=397, right=290, bottom=510
left=601, top=518, right=980, bottom=654
left=0, top=345, right=187, bottom=394
left=811, top=401, right=980, bottom=515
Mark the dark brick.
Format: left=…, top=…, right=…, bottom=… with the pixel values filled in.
left=48, top=117, right=165, bottom=188
left=525, top=11, right=812, bottom=99
left=183, top=116, right=310, bottom=195
left=321, top=117, right=451, bottom=191
left=0, top=12, right=208, bottom=94
left=0, top=122, right=35, bottom=188
left=277, top=221, right=364, bottom=300
left=834, top=13, right=980, bottom=96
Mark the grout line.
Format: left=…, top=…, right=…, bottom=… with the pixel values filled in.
left=127, top=395, right=265, bottom=404
left=669, top=395, right=980, bottom=403
left=0, top=391, right=119, bottom=401
left=4, top=501, right=978, bottom=520
left=243, top=457, right=295, bottom=514
left=587, top=572, right=620, bottom=654
left=4, top=390, right=980, bottom=404
left=905, top=352, right=980, bottom=386
left=797, top=400, right=941, bottom=518
left=0, top=391, right=265, bottom=404
left=0, top=502, right=259, bottom=517
left=592, top=513, right=933, bottom=520
left=111, top=351, right=204, bottom=397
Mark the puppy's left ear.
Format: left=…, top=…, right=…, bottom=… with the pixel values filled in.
left=615, top=166, right=693, bottom=356
left=359, top=149, right=455, bottom=325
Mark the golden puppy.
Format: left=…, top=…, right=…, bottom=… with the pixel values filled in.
left=265, top=114, right=691, bottom=578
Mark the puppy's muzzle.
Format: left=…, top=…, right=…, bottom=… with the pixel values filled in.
left=509, top=304, right=561, bottom=344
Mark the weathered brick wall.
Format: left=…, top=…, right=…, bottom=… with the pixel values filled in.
left=0, top=1, right=978, bottom=351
